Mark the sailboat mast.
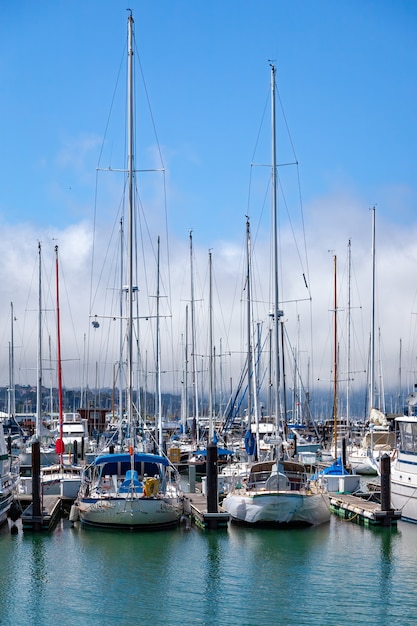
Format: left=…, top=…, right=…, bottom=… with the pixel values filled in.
left=156, top=236, right=162, bottom=451
left=127, top=11, right=134, bottom=446
left=184, top=304, right=189, bottom=436
left=8, top=302, right=15, bottom=422
left=189, top=230, right=199, bottom=442
left=208, top=250, right=214, bottom=441
left=333, top=254, right=338, bottom=458
left=246, top=217, right=252, bottom=437
left=271, top=64, right=282, bottom=442
left=370, top=206, right=376, bottom=411
left=346, top=239, right=352, bottom=423
left=55, top=245, right=64, bottom=462
left=36, top=242, right=42, bottom=439
left=117, top=218, right=124, bottom=443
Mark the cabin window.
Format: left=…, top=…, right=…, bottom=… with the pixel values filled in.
left=398, top=421, right=417, bottom=452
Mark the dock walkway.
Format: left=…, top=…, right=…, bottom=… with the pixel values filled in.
left=183, top=492, right=230, bottom=530
left=21, top=495, right=62, bottom=531
left=329, top=492, right=401, bottom=526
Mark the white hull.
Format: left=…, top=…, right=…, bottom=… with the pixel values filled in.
left=389, top=412, right=417, bottom=523
left=19, top=448, right=59, bottom=466
left=391, top=458, right=417, bottom=523
left=348, top=453, right=379, bottom=476
left=41, top=464, right=83, bottom=499
left=77, top=494, right=182, bottom=529
left=222, top=490, right=330, bottom=526
left=321, top=473, right=361, bottom=493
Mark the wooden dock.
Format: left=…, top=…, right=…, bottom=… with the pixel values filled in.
left=21, top=495, right=62, bottom=531
left=329, top=492, right=401, bottom=527
left=183, top=492, right=230, bottom=530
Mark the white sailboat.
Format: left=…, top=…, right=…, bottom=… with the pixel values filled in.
left=221, top=65, right=330, bottom=527
left=76, top=12, right=183, bottom=529
left=18, top=247, right=58, bottom=496
left=348, top=208, right=395, bottom=475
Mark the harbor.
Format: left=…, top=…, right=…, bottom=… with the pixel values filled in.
left=1, top=510, right=416, bottom=625
left=0, top=3, right=416, bottom=624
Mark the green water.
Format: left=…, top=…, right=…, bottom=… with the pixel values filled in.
left=0, top=515, right=415, bottom=626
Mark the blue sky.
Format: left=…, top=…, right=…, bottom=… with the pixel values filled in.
left=0, top=1, right=416, bottom=415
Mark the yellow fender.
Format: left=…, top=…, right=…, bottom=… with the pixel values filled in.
left=144, top=477, right=159, bottom=497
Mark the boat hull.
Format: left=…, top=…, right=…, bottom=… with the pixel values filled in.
left=222, top=490, right=330, bottom=527
left=77, top=495, right=183, bottom=530
left=391, top=459, right=417, bottom=523
left=322, top=474, right=361, bottom=492
left=348, top=455, right=378, bottom=476
left=0, top=492, right=14, bottom=525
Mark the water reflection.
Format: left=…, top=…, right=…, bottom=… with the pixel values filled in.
left=28, top=534, right=48, bottom=621
left=376, top=526, right=398, bottom=604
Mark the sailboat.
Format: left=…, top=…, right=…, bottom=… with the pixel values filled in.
left=348, top=209, right=395, bottom=474
left=76, top=12, right=183, bottom=529
left=221, top=65, right=330, bottom=527
left=312, top=255, right=361, bottom=494
left=40, top=245, right=83, bottom=500
left=18, top=247, right=58, bottom=496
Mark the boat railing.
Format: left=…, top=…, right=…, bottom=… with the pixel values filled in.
left=245, top=468, right=306, bottom=492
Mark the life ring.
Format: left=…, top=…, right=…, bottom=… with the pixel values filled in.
left=144, top=477, right=159, bottom=497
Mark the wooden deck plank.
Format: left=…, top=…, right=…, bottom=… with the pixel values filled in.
left=21, top=495, right=61, bottom=531
left=183, top=493, right=230, bottom=530
left=328, top=492, right=401, bottom=526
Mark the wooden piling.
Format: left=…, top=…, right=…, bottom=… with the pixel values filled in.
left=31, top=440, right=42, bottom=532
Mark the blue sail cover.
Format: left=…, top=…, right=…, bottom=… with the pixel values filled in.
left=311, top=457, right=350, bottom=479
left=194, top=448, right=234, bottom=457
left=93, top=452, right=170, bottom=467
left=244, top=430, right=256, bottom=456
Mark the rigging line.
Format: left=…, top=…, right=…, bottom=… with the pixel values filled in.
left=97, top=42, right=126, bottom=170
left=133, top=27, right=172, bottom=368
left=273, top=70, right=312, bottom=303
left=133, top=71, right=173, bottom=399
left=276, top=172, right=311, bottom=298
left=134, top=38, right=165, bottom=171
left=295, top=164, right=311, bottom=294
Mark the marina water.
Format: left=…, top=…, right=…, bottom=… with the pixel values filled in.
left=1, top=514, right=416, bottom=626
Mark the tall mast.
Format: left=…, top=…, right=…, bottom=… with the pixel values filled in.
left=8, top=302, right=15, bottom=422
left=184, top=304, right=189, bottom=437
left=55, top=245, right=64, bottom=463
left=333, top=254, right=338, bottom=458
left=271, top=64, right=282, bottom=445
left=119, top=218, right=124, bottom=444
left=245, top=217, right=252, bottom=437
left=346, top=239, right=352, bottom=423
left=36, top=243, right=42, bottom=439
left=127, top=11, right=134, bottom=447
left=370, top=206, right=376, bottom=412
left=208, top=250, right=214, bottom=441
left=189, top=230, right=199, bottom=442
left=156, top=236, right=162, bottom=451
